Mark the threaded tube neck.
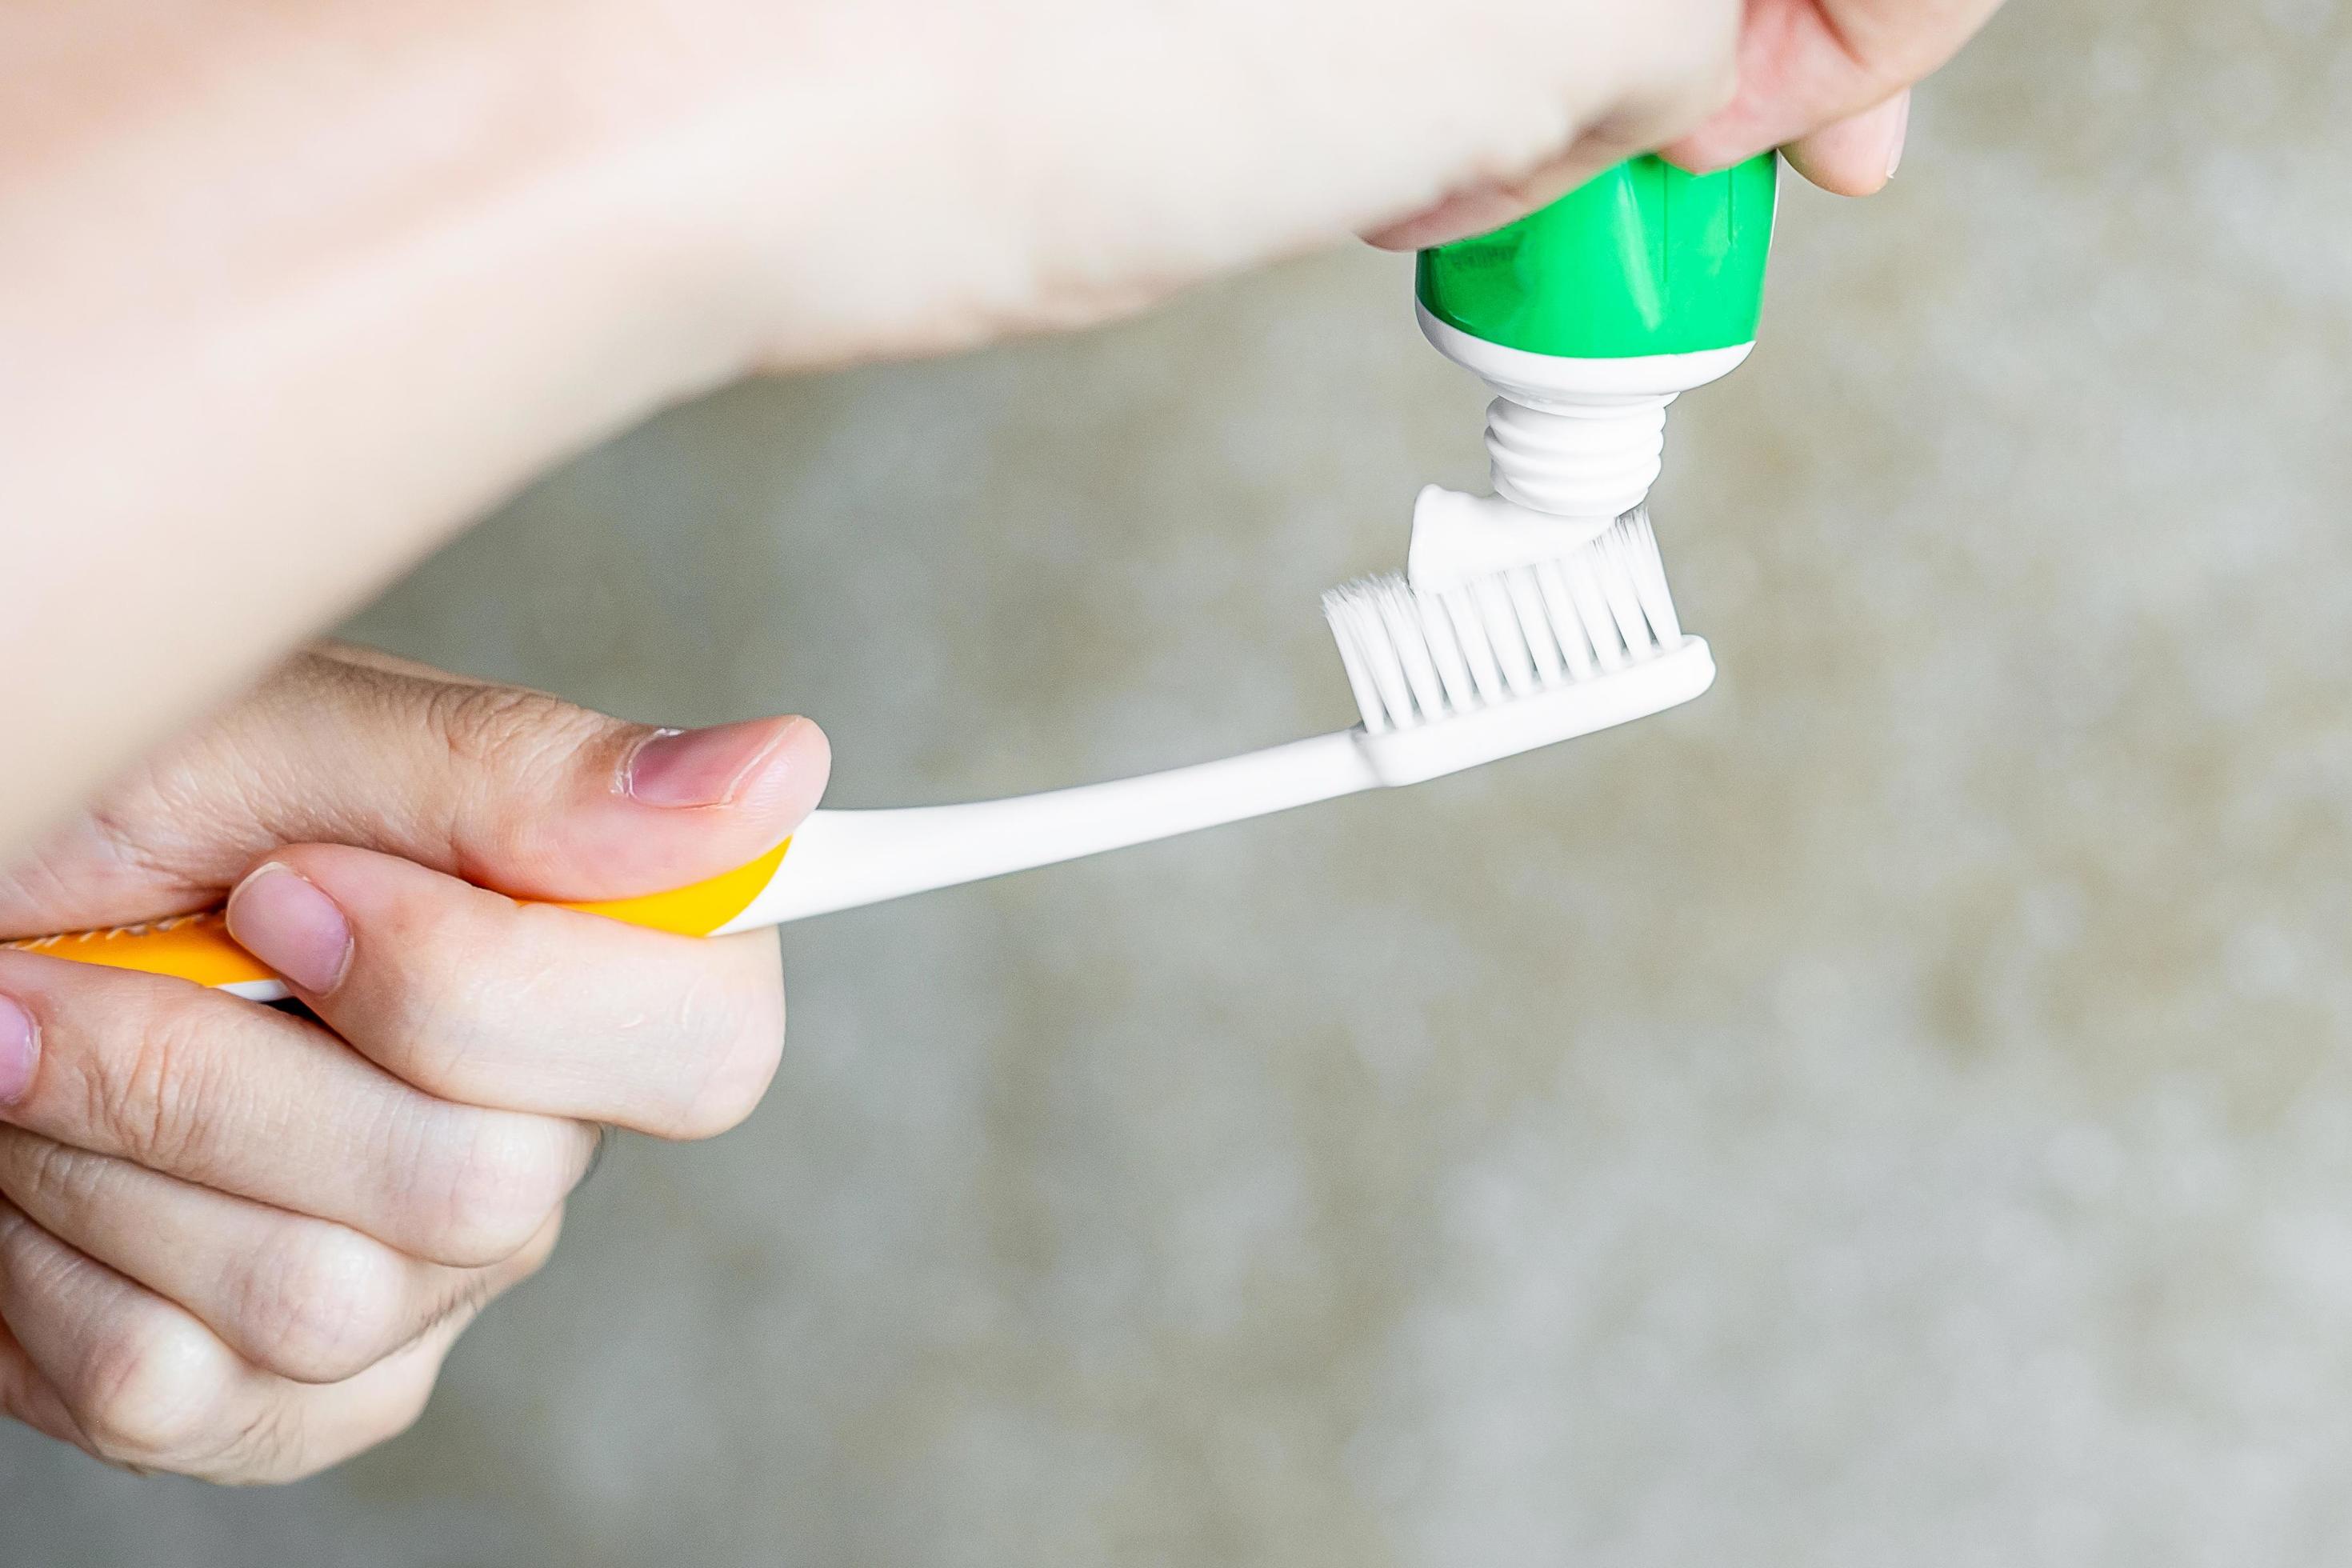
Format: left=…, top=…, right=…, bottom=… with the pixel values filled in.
left=1484, top=394, right=1670, bottom=519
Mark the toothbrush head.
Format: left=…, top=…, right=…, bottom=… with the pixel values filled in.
left=1322, top=508, right=1715, bottom=786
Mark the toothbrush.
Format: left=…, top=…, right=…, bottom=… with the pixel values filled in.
left=7, top=512, right=1710, bottom=1002
left=10, top=152, right=1776, bottom=1002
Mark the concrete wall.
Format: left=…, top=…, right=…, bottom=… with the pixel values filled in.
left=12, top=2, right=2352, bottom=1562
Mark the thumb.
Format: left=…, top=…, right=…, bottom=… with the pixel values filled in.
left=1782, top=90, right=1910, bottom=197
left=0, top=645, right=830, bottom=934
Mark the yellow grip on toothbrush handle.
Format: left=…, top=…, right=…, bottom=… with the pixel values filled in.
left=2, top=840, right=793, bottom=992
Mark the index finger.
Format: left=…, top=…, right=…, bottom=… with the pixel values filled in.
left=225, top=845, right=787, bottom=1141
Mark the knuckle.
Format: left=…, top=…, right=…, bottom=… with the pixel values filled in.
left=426, top=682, right=580, bottom=770
left=424, top=685, right=616, bottom=862
left=83, top=994, right=223, bottom=1174
left=70, top=1314, right=228, bottom=1467
left=422, top=1114, right=582, bottom=1267
left=235, top=1227, right=409, bottom=1384
left=0, top=1206, right=78, bottom=1298
left=212, top=1402, right=316, bottom=1486
left=9, top=1134, right=111, bottom=1221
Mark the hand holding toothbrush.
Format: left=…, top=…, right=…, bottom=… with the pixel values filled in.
left=0, top=646, right=825, bottom=1482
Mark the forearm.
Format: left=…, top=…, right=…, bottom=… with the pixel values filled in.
left=0, top=0, right=1739, bottom=859
left=0, top=2, right=784, bottom=854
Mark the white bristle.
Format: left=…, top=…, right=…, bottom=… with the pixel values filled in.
left=1322, top=509, right=1685, bottom=735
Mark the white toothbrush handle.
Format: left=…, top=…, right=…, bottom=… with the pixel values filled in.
left=723, top=730, right=1380, bottom=928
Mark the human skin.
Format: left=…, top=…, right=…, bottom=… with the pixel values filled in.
left=1367, top=0, right=2005, bottom=246
left=0, top=0, right=2007, bottom=1482
left=0, top=646, right=828, bottom=1481
left=0, top=0, right=2002, bottom=862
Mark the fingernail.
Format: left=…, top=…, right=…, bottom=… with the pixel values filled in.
left=625, top=718, right=801, bottom=810
left=226, top=864, right=353, bottom=994
left=1886, top=98, right=1911, bottom=181
left=0, top=997, right=37, bottom=1105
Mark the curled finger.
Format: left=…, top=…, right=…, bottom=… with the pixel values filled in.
left=226, top=846, right=787, bottom=1140
left=0, top=1200, right=462, bottom=1482
left=0, top=1126, right=558, bottom=1384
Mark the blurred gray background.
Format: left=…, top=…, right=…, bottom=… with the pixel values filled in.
left=14, top=2, right=2352, bottom=1562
